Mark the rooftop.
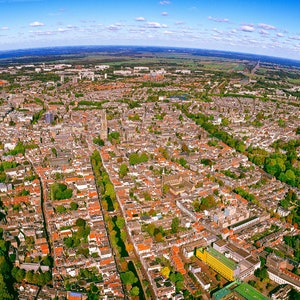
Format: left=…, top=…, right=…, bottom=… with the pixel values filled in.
left=207, top=247, right=238, bottom=270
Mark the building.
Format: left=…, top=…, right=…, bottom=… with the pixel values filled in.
left=45, top=112, right=54, bottom=124
left=212, top=281, right=269, bottom=300
left=196, top=247, right=240, bottom=281
left=213, top=240, right=260, bottom=279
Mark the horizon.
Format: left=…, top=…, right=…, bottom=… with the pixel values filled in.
left=0, top=0, right=300, bottom=61
left=1, top=45, right=300, bottom=66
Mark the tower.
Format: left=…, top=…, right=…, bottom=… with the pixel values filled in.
left=99, top=110, right=107, bottom=140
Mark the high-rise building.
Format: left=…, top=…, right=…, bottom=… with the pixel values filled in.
left=45, top=112, right=54, bottom=124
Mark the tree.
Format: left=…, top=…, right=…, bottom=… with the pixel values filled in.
left=181, top=143, right=189, bottom=153
left=130, top=286, right=139, bottom=296
left=0, top=274, right=13, bottom=300
left=120, top=271, right=138, bottom=285
left=105, top=182, right=115, bottom=199
left=116, top=217, right=125, bottom=230
left=50, top=183, right=72, bottom=200
left=129, top=153, right=140, bottom=165
left=26, top=270, right=34, bottom=283
left=42, top=255, right=53, bottom=267
left=154, top=232, right=164, bottom=242
left=70, top=202, right=78, bottom=210
left=161, top=266, right=170, bottom=278
left=56, top=205, right=66, bottom=213
left=63, top=237, right=74, bottom=248
left=162, top=184, right=170, bottom=194
left=93, top=136, right=105, bottom=146
left=139, top=152, right=149, bottom=163
left=221, top=117, right=230, bottom=126
left=119, top=164, right=128, bottom=178
left=12, top=267, right=25, bottom=282
left=254, top=267, right=269, bottom=281
left=171, top=217, right=180, bottom=234
left=285, top=169, right=296, bottom=186
left=0, top=240, right=8, bottom=253
left=76, top=218, right=86, bottom=227
left=0, top=256, right=10, bottom=277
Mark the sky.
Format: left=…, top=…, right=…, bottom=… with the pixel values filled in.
left=0, top=0, right=300, bottom=60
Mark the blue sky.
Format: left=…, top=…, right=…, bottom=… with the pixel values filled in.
left=0, top=0, right=300, bottom=60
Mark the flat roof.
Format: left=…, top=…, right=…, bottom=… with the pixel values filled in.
left=207, top=247, right=237, bottom=270
left=212, top=287, right=231, bottom=300
left=229, top=215, right=259, bottom=229
left=235, top=282, right=269, bottom=300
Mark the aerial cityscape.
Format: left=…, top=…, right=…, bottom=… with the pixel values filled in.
left=0, top=1, right=300, bottom=300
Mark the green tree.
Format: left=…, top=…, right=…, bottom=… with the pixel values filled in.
left=0, top=274, right=13, bottom=300
left=139, top=152, right=149, bottom=163
left=64, top=237, right=74, bottom=248
left=120, top=271, right=138, bottom=285
left=129, top=153, right=140, bottom=165
left=70, top=202, right=79, bottom=210
left=50, top=183, right=73, bottom=200
left=171, top=217, right=180, bottom=234
left=130, top=286, right=140, bottom=296
left=76, top=218, right=86, bottom=227
left=12, top=267, right=25, bottom=282
left=116, top=217, right=125, bottom=230
left=105, top=182, right=115, bottom=199
left=56, top=205, right=66, bottom=213
left=119, top=164, right=129, bottom=178
left=93, top=136, right=105, bottom=146
left=254, top=267, right=269, bottom=281
left=0, top=256, right=10, bottom=277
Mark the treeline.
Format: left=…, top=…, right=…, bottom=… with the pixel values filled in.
left=5, top=141, right=38, bottom=156
left=283, top=234, right=300, bottom=262
left=0, top=226, right=52, bottom=299
left=233, top=187, right=258, bottom=204
left=184, top=110, right=246, bottom=152
left=248, top=139, right=300, bottom=188
left=0, top=227, right=17, bottom=299
left=179, top=104, right=299, bottom=188
left=30, top=72, right=60, bottom=82
left=278, top=190, right=300, bottom=227
left=129, top=152, right=149, bottom=165
left=50, top=183, right=73, bottom=201
left=32, top=108, right=46, bottom=124
left=91, top=150, right=117, bottom=211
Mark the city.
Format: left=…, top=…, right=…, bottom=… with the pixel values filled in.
left=0, top=48, right=299, bottom=299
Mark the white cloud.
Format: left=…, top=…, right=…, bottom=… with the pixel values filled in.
left=212, top=28, right=222, bottom=34
left=161, top=12, right=168, bottom=16
left=175, top=21, right=184, bottom=25
left=29, top=21, right=44, bottom=27
left=259, top=29, right=269, bottom=35
left=289, top=35, right=300, bottom=41
left=66, top=25, right=78, bottom=29
left=57, top=28, right=69, bottom=32
left=159, top=1, right=171, bottom=4
left=208, top=16, right=229, bottom=23
left=258, top=23, right=276, bottom=30
left=277, top=32, right=284, bottom=37
left=1, top=26, right=9, bottom=30
left=239, top=25, right=255, bottom=32
left=135, top=17, right=145, bottom=21
left=29, top=30, right=53, bottom=35
left=146, top=22, right=167, bottom=28
left=107, top=24, right=122, bottom=31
